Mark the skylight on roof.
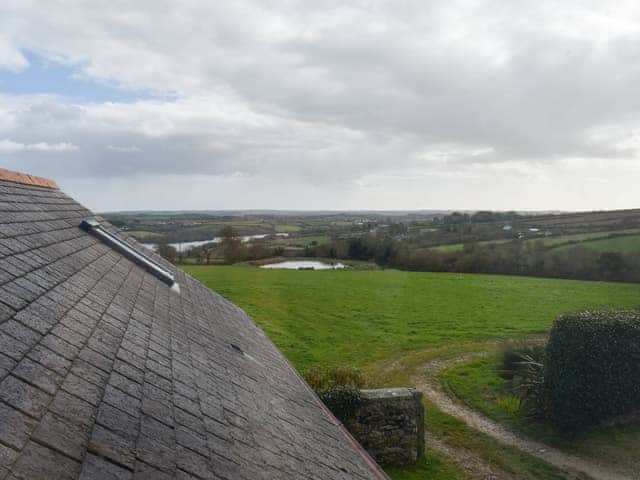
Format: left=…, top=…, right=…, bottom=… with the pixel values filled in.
left=80, top=218, right=180, bottom=292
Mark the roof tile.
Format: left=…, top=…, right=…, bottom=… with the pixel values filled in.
left=0, top=178, right=387, bottom=480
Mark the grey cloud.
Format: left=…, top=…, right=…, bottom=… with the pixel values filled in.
left=1, top=1, right=640, bottom=209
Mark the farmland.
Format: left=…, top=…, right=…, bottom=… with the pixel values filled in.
left=554, top=233, right=640, bottom=253
left=110, top=208, right=640, bottom=281
left=121, top=207, right=640, bottom=477
left=183, top=266, right=640, bottom=370
left=184, top=265, right=640, bottom=479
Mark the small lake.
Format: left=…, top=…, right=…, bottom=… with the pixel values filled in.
left=260, top=260, right=345, bottom=270
left=143, top=233, right=288, bottom=251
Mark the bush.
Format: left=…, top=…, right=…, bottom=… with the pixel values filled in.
left=316, top=386, right=363, bottom=424
left=303, top=366, right=366, bottom=391
left=499, top=340, right=548, bottom=418
left=514, top=353, right=547, bottom=418
left=499, top=340, right=545, bottom=380
left=544, top=310, right=640, bottom=431
left=303, top=366, right=366, bottom=424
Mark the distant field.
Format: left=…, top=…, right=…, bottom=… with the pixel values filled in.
left=271, top=235, right=329, bottom=246
left=183, top=266, right=640, bottom=370
left=127, top=230, right=162, bottom=239
left=428, top=243, right=465, bottom=252
left=428, top=239, right=510, bottom=252
left=427, top=229, right=640, bottom=253
left=275, top=224, right=303, bottom=232
left=537, top=228, right=638, bottom=246
left=554, top=234, right=640, bottom=253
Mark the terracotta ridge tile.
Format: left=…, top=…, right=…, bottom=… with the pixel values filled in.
left=0, top=169, right=59, bottom=190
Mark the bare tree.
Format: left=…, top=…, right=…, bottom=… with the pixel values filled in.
left=156, top=243, right=178, bottom=264
left=220, top=226, right=244, bottom=263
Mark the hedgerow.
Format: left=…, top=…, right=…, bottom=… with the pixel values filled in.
left=316, top=386, right=363, bottom=424
left=303, top=366, right=366, bottom=424
left=544, top=310, right=640, bottom=431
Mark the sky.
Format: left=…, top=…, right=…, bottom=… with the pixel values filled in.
left=1, top=1, right=640, bottom=212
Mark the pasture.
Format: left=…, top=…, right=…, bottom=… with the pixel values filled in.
left=184, top=266, right=640, bottom=370
left=555, top=233, right=640, bottom=253
left=184, top=265, right=640, bottom=479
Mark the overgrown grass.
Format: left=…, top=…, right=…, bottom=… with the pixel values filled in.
left=385, top=450, right=462, bottom=480
left=444, top=355, right=536, bottom=433
left=443, top=354, right=640, bottom=476
left=424, top=397, right=566, bottom=480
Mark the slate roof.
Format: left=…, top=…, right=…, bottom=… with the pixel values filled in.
left=0, top=171, right=388, bottom=480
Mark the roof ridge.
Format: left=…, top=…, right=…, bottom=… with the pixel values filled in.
left=0, top=168, right=59, bottom=189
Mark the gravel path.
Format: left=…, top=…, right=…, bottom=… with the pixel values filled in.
left=412, top=352, right=633, bottom=480
left=424, top=430, right=514, bottom=480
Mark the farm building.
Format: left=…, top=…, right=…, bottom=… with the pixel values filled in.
left=0, top=169, right=387, bottom=479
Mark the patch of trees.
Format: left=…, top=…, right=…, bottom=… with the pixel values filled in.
left=309, top=235, right=640, bottom=283
left=309, top=235, right=399, bottom=265
left=392, top=241, right=640, bottom=282
left=156, top=243, right=178, bottom=263
left=184, top=227, right=277, bottom=265
left=432, top=210, right=522, bottom=226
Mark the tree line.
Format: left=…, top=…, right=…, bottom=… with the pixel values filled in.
left=308, top=235, right=640, bottom=283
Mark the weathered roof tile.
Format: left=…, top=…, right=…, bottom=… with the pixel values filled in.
left=0, top=175, right=387, bottom=479
left=9, top=441, right=80, bottom=480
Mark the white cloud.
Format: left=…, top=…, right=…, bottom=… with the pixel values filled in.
left=107, top=145, right=141, bottom=153
left=1, top=1, right=640, bottom=209
left=0, top=138, right=77, bottom=153
left=0, top=36, right=28, bottom=72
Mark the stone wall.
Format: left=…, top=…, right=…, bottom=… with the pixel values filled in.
left=348, top=388, right=424, bottom=467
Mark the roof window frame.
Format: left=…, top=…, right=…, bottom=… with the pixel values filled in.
left=80, top=218, right=179, bottom=291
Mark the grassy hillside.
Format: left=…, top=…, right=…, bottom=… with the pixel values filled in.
left=184, top=266, right=640, bottom=479
left=555, top=234, right=640, bottom=253
left=183, top=266, right=640, bottom=370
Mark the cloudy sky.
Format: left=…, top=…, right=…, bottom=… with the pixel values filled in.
left=1, top=1, right=639, bottom=212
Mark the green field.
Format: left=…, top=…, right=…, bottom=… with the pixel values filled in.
left=126, top=229, right=162, bottom=239
left=271, top=235, right=329, bottom=246
left=184, top=266, right=640, bottom=370
left=429, top=239, right=510, bottom=252
left=184, top=266, right=640, bottom=479
left=555, top=234, right=640, bottom=253
left=275, top=224, right=303, bottom=232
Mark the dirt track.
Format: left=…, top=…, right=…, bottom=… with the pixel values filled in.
left=411, top=352, right=632, bottom=480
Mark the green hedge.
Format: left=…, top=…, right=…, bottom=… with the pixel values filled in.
left=316, top=386, right=363, bottom=424
left=544, top=310, right=640, bottom=431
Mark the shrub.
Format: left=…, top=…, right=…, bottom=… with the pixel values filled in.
left=316, top=386, right=363, bottom=424
left=544, top=310, right=640, bottom=431
left=499, top=340, right=548, bottom=418
left=303, top=366, right=366, bottom=391
left=513, top=352, right=547, bottom=418
left=303, top=366, right=366, bottom=424
left=499, top=340, right=545, bottom=380
left=496, top=394, right=521, bottom=415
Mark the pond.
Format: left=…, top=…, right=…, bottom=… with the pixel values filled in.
left=143, top=233, right=288, bottom=251
left=260, top=260, right=345, bottom=270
